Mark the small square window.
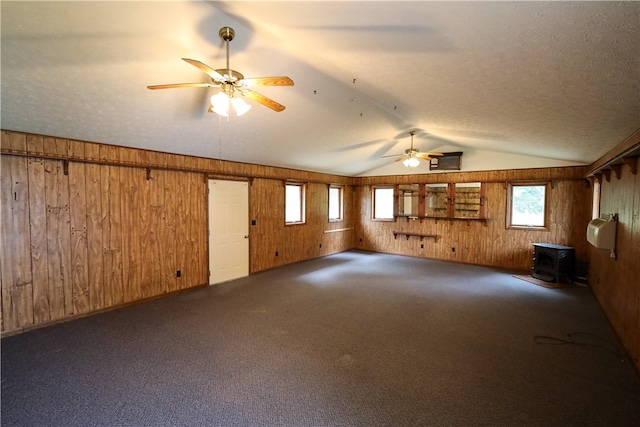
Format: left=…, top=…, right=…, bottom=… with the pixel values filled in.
left=507, top=182, right=548, bottom=228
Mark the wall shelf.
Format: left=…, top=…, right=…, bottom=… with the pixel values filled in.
left=395, top=215, right=487, bottom=223
left=393, top=231, right=437, bottom=242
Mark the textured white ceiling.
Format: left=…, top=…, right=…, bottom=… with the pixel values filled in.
left=2, top=1, right=639, bottom=176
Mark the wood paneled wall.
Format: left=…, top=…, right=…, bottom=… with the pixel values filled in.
left=1, top=130, right=354, bottom=334
left=588, top=159, right=640, bottom=371
left=355, top=172, right=592, bottom=273
left=1, top=152, right=207, bottom=333
left=249, top=179, right=355, bottom=272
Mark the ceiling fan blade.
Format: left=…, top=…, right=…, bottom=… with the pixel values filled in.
left=394, top=155, right=409, bottom=163
left=417, top=151, right=444, bottom=157
left=239, top=76, right=294, bottom=87
left=182, top=58, right=225, bottom=82
left=242, top=89, right=286, bottom=112
left=415, top=154, right=435, bottom=161
left=147, top=83, right=215, bottom=90
left=381, top=153, right=403, bottom=158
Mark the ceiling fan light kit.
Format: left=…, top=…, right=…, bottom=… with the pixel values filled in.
left=210, top=92, right=252, bottom=117
left=403, top=157, right=421, bottom=168
left=148, top=26, right=294, bottom=116
left=383, top=131, right=444, bottom=168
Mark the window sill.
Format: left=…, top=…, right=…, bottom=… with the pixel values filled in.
left=508, top=225, right=549, bottom=231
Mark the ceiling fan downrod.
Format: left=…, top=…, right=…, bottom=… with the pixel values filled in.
left=219, top=27, right=235, bottom=81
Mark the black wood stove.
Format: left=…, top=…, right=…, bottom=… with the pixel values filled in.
left=532, top=243, right=575, bottom=283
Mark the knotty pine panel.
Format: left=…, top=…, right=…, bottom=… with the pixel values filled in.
left=27, top=157, right=50, bottom=324
left=1, top=131, right=27, bottom=152
left=44, top=159, right=72, bottom=320
left=589, top=161, right=640, bottom=371
left=85, top=162, right=105, bottom=312
left=121, top=167, right=143, bottom=303
left=147, top=169, right=167, bottom=298
left=1, top=156, right=34, bottom=330
left=68, top=161, right=91, bottom=315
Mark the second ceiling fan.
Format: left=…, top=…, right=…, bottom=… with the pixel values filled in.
left=384, top=131, right=443, bottom=168
left=148, top=27, right=294, bottom=116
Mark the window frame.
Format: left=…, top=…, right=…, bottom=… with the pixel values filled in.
left=285, top=182, right=306, bottom=225
left=591, top=179, right=601, bottom=220
left=506, top=181, right=550, bottom=230
left=328, top=185, right=344, bottom=222
left=372, top=185, right=395, bottom=221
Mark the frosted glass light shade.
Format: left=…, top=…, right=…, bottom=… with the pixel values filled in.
left=210, top=92, right=251, bottom=117
left=231, top=97, right=251, bottom=116
left=403, top=157, right=420, bottom=168
left=210, top=93, right=230, bottom=117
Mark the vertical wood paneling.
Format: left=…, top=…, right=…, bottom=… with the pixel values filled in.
left=589, top=161, right=640, bottom=372
left=138, top=171, right=152, bottom=298
left=85, top=162, right=104, bottom=311
left=27, top=157, right=50, bottom=323
left=175, top=170, right=189, bottom=289
left=187, top=173, right=206, bottom=287
left=44, top=159, right=71, bottom=319
left=356, top=178, right=591, bottom=272
left=2, top=131, right=347, bottom=333
left=1, top=131, right=26, bottom=152
left=1, top=156, right=34, bottom=330
left=26, top=135, right=45, bottom=157
left=68, top=162, right=90, bottom=315
left=106, top=166, right=124, bottom=306
left=121, top=167, right=141, bottom=302
left=161, top=171, right=178, bottom=292
left=44, top=137, right=68, bottom=157
left=147, top=170, right=166, bottom=297
left=3, top=131, right=606, bottom=344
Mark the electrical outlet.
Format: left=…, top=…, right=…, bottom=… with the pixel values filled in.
left=421, top=244, right=424, bottom=249
left=176, top=270, right=181, bottom=277
left=275, top=251, right=279, bottom=257
left=319, top=243, right=322, bottom=248
left=451, top=247, right=456, bottom=252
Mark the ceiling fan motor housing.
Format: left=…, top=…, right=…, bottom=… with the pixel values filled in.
left=220, top=27, right=235, bottom=42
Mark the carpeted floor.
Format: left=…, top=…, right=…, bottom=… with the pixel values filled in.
left=2, top=250, right=639, bottom=426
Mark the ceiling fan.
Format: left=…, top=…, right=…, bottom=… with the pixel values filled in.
left=383, top=131, right=443, bottom=168
left=148, top=26, right=294, bottom=116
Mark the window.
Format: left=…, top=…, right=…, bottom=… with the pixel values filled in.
left=328, top=185, right=343, bottom=222
left=507, top=182, right=548, bottom=228
left=592, top=179, right=601, bottom=220
left=372, top=186, right=394, bottom=220
left=285, top=183, right=305, bottom=224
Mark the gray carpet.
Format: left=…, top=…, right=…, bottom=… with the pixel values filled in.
left=2, top=250, right=639, bottom=426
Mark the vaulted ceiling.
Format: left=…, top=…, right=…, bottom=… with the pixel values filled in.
left=2, top=1, right=639, bottom=176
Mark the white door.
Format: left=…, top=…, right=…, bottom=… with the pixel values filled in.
left=208, top=179, right=249, bottom=284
